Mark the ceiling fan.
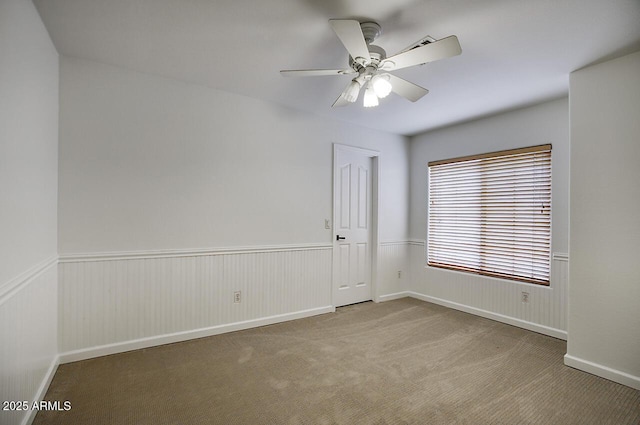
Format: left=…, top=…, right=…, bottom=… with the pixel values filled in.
left=280, top=19, right=462, bottom=108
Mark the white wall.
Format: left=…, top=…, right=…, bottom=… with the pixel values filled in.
left=566, top=51, right=640, bottom=390
left=58, top=57, right=409, bottom=254
left=0, top=1, right=59, bottom=424
left=57, top=57, right=410, bottom=358
left=0, top=0, right=58, bottom=285
left=407, top=98, right=570, bottom=338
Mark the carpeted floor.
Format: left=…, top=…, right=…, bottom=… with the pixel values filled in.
left=34, top=298, right=640, bottom=424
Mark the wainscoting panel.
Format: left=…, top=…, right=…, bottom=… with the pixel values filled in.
left=377, top=242, right=409, bottom=300
left=0, top=259, right=58, bottom=425
left=58, top=246, right=333, bottom=357
left=408, top=241, right=568, bottom=339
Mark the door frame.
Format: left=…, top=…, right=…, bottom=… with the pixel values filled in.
left=332, top=143, right=380, bottom=307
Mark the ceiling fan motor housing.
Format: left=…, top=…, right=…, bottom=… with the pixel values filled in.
left=347, top=21, right=385, bottom=71
left=349, top=44, right=386, bottom=72
left=360, top=21, right=382, bottom=44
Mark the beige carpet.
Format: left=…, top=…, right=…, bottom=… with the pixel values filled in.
left=35, top=298, right=640, bottom=424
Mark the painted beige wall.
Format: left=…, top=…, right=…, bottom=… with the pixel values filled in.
left=567, top=51, right=640, bottom=389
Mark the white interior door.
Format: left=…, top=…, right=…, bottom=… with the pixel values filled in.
left=333, top=147, right=373, bottom=307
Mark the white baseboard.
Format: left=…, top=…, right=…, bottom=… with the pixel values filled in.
left=59, top=306, right=335, bottom=364
left=564, top=354, right=640, bottom=390
left=377, top=291, right=410, bottom=302
left=407, top=291, right=567, bottom=340
left=24, top=355, right=60, bottom=425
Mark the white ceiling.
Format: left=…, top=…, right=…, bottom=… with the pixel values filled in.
left=33, top=0, right=640, bottom=136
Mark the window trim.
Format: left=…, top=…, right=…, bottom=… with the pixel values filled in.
left=427, top=144, right=552, bottom=286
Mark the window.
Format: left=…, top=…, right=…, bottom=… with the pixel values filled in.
left=427, top=145, right=551, bottom=285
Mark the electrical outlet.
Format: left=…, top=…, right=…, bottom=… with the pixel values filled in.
left=325, top=219, right=331, bottom=229
left=397, top=271, right=402, bottom=279
left=521, top=292, right=529, bottom=303
left=234, top=291, right=241, bottom=303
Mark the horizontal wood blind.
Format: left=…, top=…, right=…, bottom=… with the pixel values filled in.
left=428, top=145, right=551, bottom=285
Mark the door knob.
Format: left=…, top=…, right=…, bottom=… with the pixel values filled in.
left=336, top=235, right=346, bottom=241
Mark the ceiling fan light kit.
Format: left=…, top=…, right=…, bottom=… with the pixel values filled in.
left=363, top=83, right=379, bottom=108
left=280, top=19, right=461, bottom=108
left=343, top=80, right=362, bottom=103
left=372, top=74, right=392, bottom=98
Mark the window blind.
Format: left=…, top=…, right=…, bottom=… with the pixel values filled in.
left=427, top=145, right=551, bottom=285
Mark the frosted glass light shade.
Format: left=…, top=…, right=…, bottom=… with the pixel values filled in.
left=363, top=85, right=379, bottom=107
left=344, top=80, right=361, bottom=103
left=372, top=74, right=392, bottom=98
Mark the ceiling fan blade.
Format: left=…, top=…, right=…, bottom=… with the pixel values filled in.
left=329, top=19, right=371, bottom=65
left=280, top=69, right=355, bottom=77
left=382, top=35, right=461, bottom=71
left=388, top=74, right=429, bottom=102
left=332, top=94, right=351, bottom=108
